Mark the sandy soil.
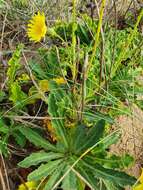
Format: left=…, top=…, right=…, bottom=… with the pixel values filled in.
left=110, top=105, right=143, bottom=189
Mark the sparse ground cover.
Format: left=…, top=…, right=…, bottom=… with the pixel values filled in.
left=0, top=1, right=143, bottom=190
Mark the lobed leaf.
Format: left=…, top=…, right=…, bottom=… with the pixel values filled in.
left=18, top=127, right=56, bottom=151
left=7, top=44, right=24, bottom=84
left=80, top=161, right=136, bottom=187
left=28, top=159, right=63, bottom=181
left=18, top=151, right=63, bottom=168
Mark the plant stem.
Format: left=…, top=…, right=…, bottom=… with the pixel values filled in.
left=79, top=53, right=88, bottom=121
left=72, top=0, right=77, bottom=81
left=88, top=0, right=106, bottom=73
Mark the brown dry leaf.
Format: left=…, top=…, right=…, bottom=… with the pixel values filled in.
left=43, top=119, right=57, bottom=142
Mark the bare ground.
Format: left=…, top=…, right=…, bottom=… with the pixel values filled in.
left=110, top=105, right=143, bottom=189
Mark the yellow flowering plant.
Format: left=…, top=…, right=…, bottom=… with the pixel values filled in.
left=2, top=2, right=142, bottom=190
left=15, top=9, right=142, bottom=190
left=27, top=11, right=47, bottom=42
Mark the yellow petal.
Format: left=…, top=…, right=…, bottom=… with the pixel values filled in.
left=139, top=169, right=143, bottom=183
left=39, top=80, right=49, bottom=92
left=133, top=183, right=143, bottom=190
left=18, top=181, right=38, bottom=190
left=53, top=77, right=66, bottom=84
left=27, top=12, right=47, bottom=42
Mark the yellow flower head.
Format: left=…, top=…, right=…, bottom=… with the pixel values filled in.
left=53, top=77, right=66, bottom=84
left=17, top=181, right=38, bottom=190
left=27, top=12, right=47, bottom=42
left=39, top=80, right=49, bottom=92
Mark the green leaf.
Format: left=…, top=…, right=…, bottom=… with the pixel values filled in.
left=38, top=48, right=61, bottom=79
left=48, top=82, right=68, bottom=148
left=0, top=119, right=9, bottom=134
left=103, top=180, right=123, bottom=190
left=121, top=154, right=134, bottom=168
left=72, top=124, right=86, bottom=154
left=43, top=164, right=65, bottom=190
left=93, top=130, right=121, bottom=153
left=0, top=0, right=5, bottom=8
left=7, top=44, right=23, bottom=84
left=77, top=120, right=105, bottom=153
left=18, top=127, right=56, bottom=151
left=0, top=139, right=8, bottom=157
left=13, top=131, right=26, bottom=147
left=84, top=111, right=114, bottom=124
left=28, top=159, right=63, bottom=181
left=0, top=91, right=6, bottom=102
left=84, top=154, right=134, bottom=170
left=101, top=130, right=121, bottom=149
left=18, top=151, right=63, bottom=168
left=81, top=161, right=136, bottom=187
left=62, top=170, right=78, bottom=190
left=48, top=93, right=68, bottom=145
left=75, top=164, right=99, bottom=190
left=29, top=60, right=48, bottom=80
left=9, top=81, right=28, bottom=107
left=103, top=154, right=134, bottom=169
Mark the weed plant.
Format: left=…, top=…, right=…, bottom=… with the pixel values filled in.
left=0, top=1, right=143, bottom=190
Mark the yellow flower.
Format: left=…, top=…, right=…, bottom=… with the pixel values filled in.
left=39, top=80, right=49, bottom=92
left=27, top=12, right=47, bottom=42
left=38, top=78, right=66, bottom=92
left=18, top=74, right=30, bottom=81
left=53, top=77, right=66, bottom=84
left=18, top=181, right=38, bottom=190
left=133, top=183, right=143, bottom=190
left=139, top=168, right=143, bottom=183
left=132, top=168, right=143, bottom=190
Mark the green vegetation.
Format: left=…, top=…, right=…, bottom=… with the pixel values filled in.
left=0, top=1, right=143, bottom=190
